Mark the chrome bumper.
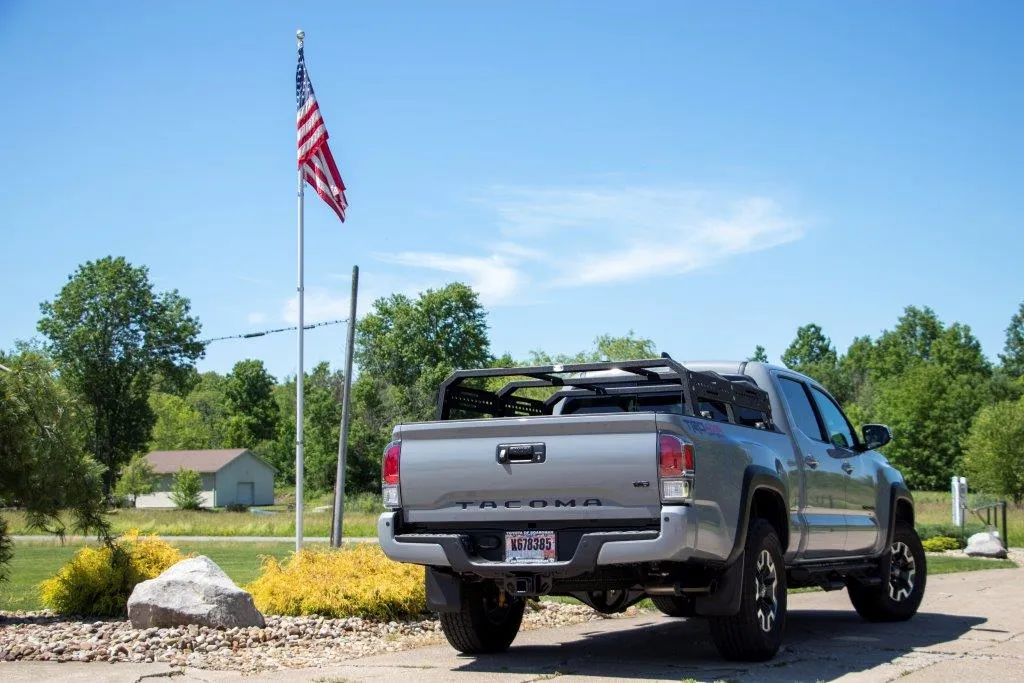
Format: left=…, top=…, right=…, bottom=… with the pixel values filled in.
left=377, top=507, right=697, bottom=577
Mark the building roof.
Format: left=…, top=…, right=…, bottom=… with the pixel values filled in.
left=144, top=449, right=264, bottom=474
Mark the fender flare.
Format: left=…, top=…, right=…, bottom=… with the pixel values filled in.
left=886, top=482, right=914, bottom=548
left=696, top=465, right=788, bottom=617
left=726, top=465, right=790, bottom=565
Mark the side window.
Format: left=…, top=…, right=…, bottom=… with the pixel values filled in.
left=810, top=387, right=855, bottom=449
left=777, top=377, right=824, bottom=441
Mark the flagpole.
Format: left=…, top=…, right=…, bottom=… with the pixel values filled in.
left=294, top=28, right=306, bottom=553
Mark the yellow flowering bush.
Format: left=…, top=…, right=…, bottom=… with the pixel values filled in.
left=40, top=530, right=186, bottom=616
left=247, top=544, right=425, bottom=619
left=921, top=535, right=963, bottom=552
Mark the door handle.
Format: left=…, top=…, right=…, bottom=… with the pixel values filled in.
left=804, top=456, right=818, bottom=469
left=842, top=462, right=854, bottom=475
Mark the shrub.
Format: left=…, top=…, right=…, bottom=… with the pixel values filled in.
left=40, top=530, right=186, bottom=616
left=224, top=502, right=249, bottom=512
left=247, top=544, right=425, bottom=619
left=916, top=522, right=984, bottom=541
left=922, top=536, right=963, bottom=552
left=170, top=468, right=203, bottom=510
left=113, top=454, right=158, bottom=507
left=964, top=398, right=1024, bottom=504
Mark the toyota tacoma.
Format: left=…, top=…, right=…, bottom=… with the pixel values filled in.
left=377, top=358, right=924, bottom=661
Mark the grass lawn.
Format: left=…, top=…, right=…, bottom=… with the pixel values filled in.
left=910, top=490, right=1023, bottom=546
left=3, top=508, right=378, bottom=539
left=1, top=539, right=1015, bottom=613
left=0, top=540, right=306, bottom=612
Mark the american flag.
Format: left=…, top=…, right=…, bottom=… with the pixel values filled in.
left=296, top=46, right=348, bottom=222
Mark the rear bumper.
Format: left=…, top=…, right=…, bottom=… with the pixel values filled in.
left=377, top=506, right=698, bottom=579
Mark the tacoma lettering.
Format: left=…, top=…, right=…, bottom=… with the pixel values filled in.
left=453, top=499, right=603, bottom=509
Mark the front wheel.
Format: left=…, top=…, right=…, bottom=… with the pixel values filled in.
left=848, top=522, right=926, bottom=622
left=708, top=518, right=787, bottom=662
left=439, top=582, right=525, bottom=654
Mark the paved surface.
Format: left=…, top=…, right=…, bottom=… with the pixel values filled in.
left=2, top=567, right=1021, bottom=682
left=11, top=535, right=377, bottom=543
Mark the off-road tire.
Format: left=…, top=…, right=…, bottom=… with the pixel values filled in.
left=708, top=518, right=787, bottom=662
left=650, top=595, right=695, bottom=618
left=848, top=522, right=926, bottom=622
left=438, top=582, right=525, bottom=654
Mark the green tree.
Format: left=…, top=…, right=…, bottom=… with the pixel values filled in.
left=113, top=454, right=158, bottom=506
left=223, top=359, right=280, bottom=448
left=964, top=397, right=1024, bottom=503
left=300, top=362, right=345, bottom=493
left=869, top=305, right=944, bottom=378
left=185, top=372, right=231, bottom=446
left=528, top=330, right=658, bottom=365
left=841, top=335, right=876, bottom=408
left=999, top=302, right=1024, bottom=378
left=346, top=283, right=493, bottom=494
left=1, top=350, right=109, bottom=581
left=781, top=324, right=849, bottom=401
left=356, top=283, right=491, bottom=386
left=870, top=363, right=990, bottom=490
left=37, top=257, right=204, bottom=493
left=781, top=324, right=837, bottom=369
left=931, top=323, right=990, bottom=377
left=169, top=468, right=203, bottom=510
left=747, top=345, right=769, bottom=363
left=148, top=392, right=215, bottom=450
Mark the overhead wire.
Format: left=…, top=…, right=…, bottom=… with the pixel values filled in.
left=198, top=318, right=349, bottom=346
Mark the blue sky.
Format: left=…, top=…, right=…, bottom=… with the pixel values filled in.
left=1, top=1, right=1021, bottom=379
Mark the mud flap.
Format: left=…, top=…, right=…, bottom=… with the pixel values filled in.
left=694, top=552, right=745, bottom=617
left=425, top=567, right=462, bottom=613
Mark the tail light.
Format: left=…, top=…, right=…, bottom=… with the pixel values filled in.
left=382, top=441, right=401, bottom=508
left=658, top=433, right=694, bottom=503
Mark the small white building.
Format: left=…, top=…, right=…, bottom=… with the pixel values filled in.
left=135, top=449, right=276, bottom=509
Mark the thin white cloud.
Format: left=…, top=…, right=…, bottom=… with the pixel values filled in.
left=374, top=184, right=803, bottom=303
left=247, top=312, right=268, bottom=325
left=376, top=251, right=528, bottom=306
left=283, top=286, right=351, bottom=324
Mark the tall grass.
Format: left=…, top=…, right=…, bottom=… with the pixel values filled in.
left=4, top=497, right=380, bottom=538
left=912, top=490, right=1023, bottom=546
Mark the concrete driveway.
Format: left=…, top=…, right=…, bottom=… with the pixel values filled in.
left=3, top=567, right=1021, bottom=683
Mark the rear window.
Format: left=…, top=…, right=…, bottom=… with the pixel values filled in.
left=560, top=392, right=685, bottom=415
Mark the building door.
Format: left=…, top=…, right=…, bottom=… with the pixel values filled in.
left=237, top=482, right=255, bottom=506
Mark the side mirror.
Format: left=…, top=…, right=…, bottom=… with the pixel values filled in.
left=861, top=424, right=892, bottom=451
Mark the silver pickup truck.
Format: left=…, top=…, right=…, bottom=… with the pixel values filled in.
left=377, top=358, right=924, bottom=661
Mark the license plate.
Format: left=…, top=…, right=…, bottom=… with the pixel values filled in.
left=505, top=530, right=557, bottom=563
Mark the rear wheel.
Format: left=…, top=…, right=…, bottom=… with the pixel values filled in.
left=439, top=582, right=525, bottom=654
left=650, top=595, right=695, bottom=617
left=848, top=522, right=926, bottom=622
left=708, top=518, right=787, bottom=662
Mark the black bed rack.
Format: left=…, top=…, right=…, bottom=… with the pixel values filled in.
left=436, top=358, right=772, bottom=425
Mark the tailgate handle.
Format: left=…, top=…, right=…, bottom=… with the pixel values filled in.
left=497, top=443, right=546, bottom=464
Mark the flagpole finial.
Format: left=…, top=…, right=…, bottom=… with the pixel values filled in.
left=297, top=29, right=305, bottom=48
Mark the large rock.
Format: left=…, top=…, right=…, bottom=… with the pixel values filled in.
left=127, top=555, right=265, bottom=628
left=965, top=530, right=1008, bottom=559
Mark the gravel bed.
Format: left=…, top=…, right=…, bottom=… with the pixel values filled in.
left=929, top=546, right=1024, bottom=566
left=0, top=602, right=642, bottom=673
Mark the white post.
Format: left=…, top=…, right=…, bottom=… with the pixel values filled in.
left=952, top=476, right=967, bottom=527
left=294, top=28, right=306, bottom=553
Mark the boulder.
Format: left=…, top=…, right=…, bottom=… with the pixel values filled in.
left=127, top=555, right=265, bottom=629
left=964, top=531, right=1008, bottom=559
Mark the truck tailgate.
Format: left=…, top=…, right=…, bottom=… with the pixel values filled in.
left=396, top=413, right=662, bottom=525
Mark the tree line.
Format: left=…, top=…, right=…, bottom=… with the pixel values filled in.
left=3, top=255, right=1024, bottom=558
